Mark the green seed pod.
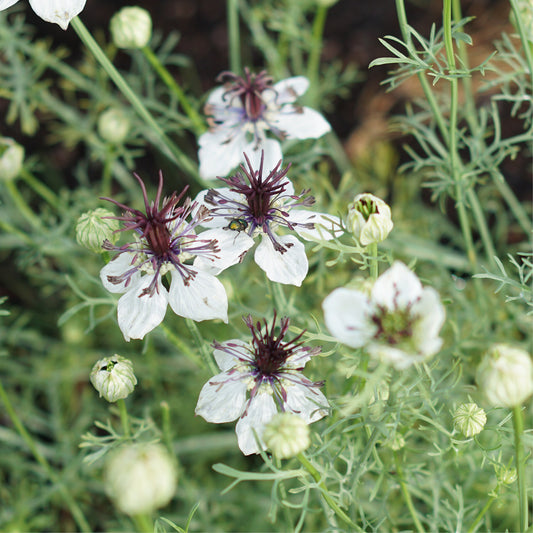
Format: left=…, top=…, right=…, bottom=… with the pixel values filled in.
left=452, top=402, right=486, bottom=437
left=98, top=109, right=131, bottom=144
left=0, top=137, right=24, bottom=182
left=110, top=7, right=152, bottom=49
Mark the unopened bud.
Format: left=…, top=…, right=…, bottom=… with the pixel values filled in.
left=453, top=402, right=486, bottom=437
left=98, top=109, right=131, bottom=144
left=346, top=193, right=393, bottom=246
left=263, top=413, right=310, bottom=459
left=110, top=7, right=152, bottom=49
left=90, top=355, right=137, bottom=402
left=0, top=138, right=24, bottom=181
left=105, top=443, right=177, bottom=515
left=76, top=208, right=119, bottom=253
left=476, top=344, right=533, bottom=407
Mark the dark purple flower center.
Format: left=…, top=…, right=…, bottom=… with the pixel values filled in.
left=244, top=312, right=309, bottom=376
left=218, top=68, right=274, bottom=122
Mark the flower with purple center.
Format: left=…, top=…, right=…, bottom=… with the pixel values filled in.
left=193, top=153, right=342, bottom=286
left=198, top=68, right=331, bottom=179
left=195, top=313, right=329, bottom=455
left=100, top=172, right=247, bottom=341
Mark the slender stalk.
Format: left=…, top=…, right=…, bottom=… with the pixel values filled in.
left=512, top=405, right=528, bottom=532
left=142, top=47, right=205, bottom=135
left=160, top=401, right=174, bottom=455
left=70, top=17, right=199, bottom=181
left=509, top=0, right=533, bottom=91
left=160, top=322, right=205, bottom=369
left=467, top=494, right=496, bottom=533
left=227, top=0, right=241, bottom=74
left=19, top=168, right=60, bottom=210
left=306, top=3, right=328, bottom=104
left=297, top=453, right=363, bottom=531
left=3, top=180, right=40, bottom=228
left=101, top=146, right=115, bottom=197
left=368, top=242, right=379, bottom=280
left=185, top=318, right=218, bottom=375
left=394, top=451, right=425, bottom=533
left=117, top=399, right=130, bottom=439
left=132, top=513, right=153, bottom=533
left=0, top=380, right=92, bottom=533
left=0, top=219, right=34, bottom=245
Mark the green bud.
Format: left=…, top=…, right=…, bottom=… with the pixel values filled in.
left=110, top=7, right=152, bottom=49
left=452, top=402, right=486, bottom=437
left=346, top=193, right=393, bottom=246
left=98, top=109, right=131, bottom=144
left=76, top=208, right=119, bottom=253
left=90, top=355, right=137, bottom=402
left=0, top=137, right=24, bottom=182
left=263, top=413, right=310, bottom=459
left=105, top=443, right=177, bottom=515
left=476, top=344, right=533, bottom=407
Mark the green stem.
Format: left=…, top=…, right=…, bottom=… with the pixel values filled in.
left=512, top=405, right=528, bottom=532
left=467, top=494, right=496, bottom=533
left=3, top=180, right=40, bottom=228
left=509, top=0, right=533, bottom=91
left=306, top=3, right=328, bottom=104
left=227, top=0, right=241, bottom=74
left=142, top=47, right=205, bottom=135
left=19, top=168, right=61, bottom=210
left=70, top=17, right=199, bottom=181
left=132, top=513, right=153, bottom=533
left=185, top=319, right=218, bottom=375
left=117, top=399, right=130, bottom=439
left=0, top=380, right=92, bottom=532
left=297, top=453, right=363, bottom=531
left=394, top=451, right=425, bottom=533
left=101, top=146, right=115, bottom=198
left=368, top=242, right=379, bottom=280
left=160, top=322, right=205, bottom=369
left=0, top=219, right=34, bottom=245
left=160, top=401, right=174, bottom=454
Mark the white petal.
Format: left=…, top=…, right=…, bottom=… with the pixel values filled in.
left=272, top=76, right=310, bottom=103
left=213, top=340, right=250, bottom=371
left=100, top=253, right=140, bottom=294
left=242, top=137, right=283, bottom=173
left=0, top=0, right=20, bottom=11
left=193, top=227, right=255, bottom=275
left=168, top=269, right=228, bottom=323
left=372, top=261, right=423, bottom=310
left=192, top=188, right=242, bottom=229
left=412, top=287, right=445, bottom=356
left=206, top=86, right=228, bottom=107
left=29, top=0, right=86, bottom=29
left=195, top=372, right=248, bottom=423
left=284, top=383, right=329, bottom=423
left=117, top=275, right=168, bottom=341
left=235, top=392, right=277, bottom=455
left=254, top=234, right=308, bottom=286
left=322, top=288, right=376, bottom=348
left=289, top=210, right=343, bottom=241
left=198, top=129, right=247, bottom=180
left=274, top=106, right=331, bottom=139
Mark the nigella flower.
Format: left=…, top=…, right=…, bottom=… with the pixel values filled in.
left=100, top=172, right=248, bottom=341
left=198, top=68, right=331, bottom=179
left=195, top=313, right=329, bottom=455
left=0, top=0, right=87, bottom=30
left=322, top=262, right=445, bottom=369
left=193, top=153, right=342, bottom=286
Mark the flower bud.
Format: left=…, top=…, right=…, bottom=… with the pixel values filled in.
left=495, top=464, right=517, bottom=486
left=110, top=7, right=152, bottom=49
left=105, top=443, right=177, bottom=515
left=0, top=137, right=24, bottom=181
left=76, top=208, right=119, bottom=253
left=263, top=413, right=310, bottom=459
left=476, top=344, right=533, bottom=407
left=98, top=109, right=131, bottom=144
left=452, top=402, right=486, bottom=437
left=346, top=193, right=393, bottom=246
left=90, top=355, right=137, bottom=402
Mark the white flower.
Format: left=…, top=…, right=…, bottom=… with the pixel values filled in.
left=100, top=172, right=245, bottom=341
left=322, top=261, right=445, bottom=369
left=193, top=153, right=342, bottom=286
left=90, top=355, right=137, bottom=402
left=476, top=344, right=533, bottom=407
left=198, top=69, right=331, bottom=179
left=0, top=0, right=87, bottom=30
left=346, top=193, right=393, bottom=245
left=105, top=443, right=177, bottom=516
left=195, top=314, right=329, bottom=455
